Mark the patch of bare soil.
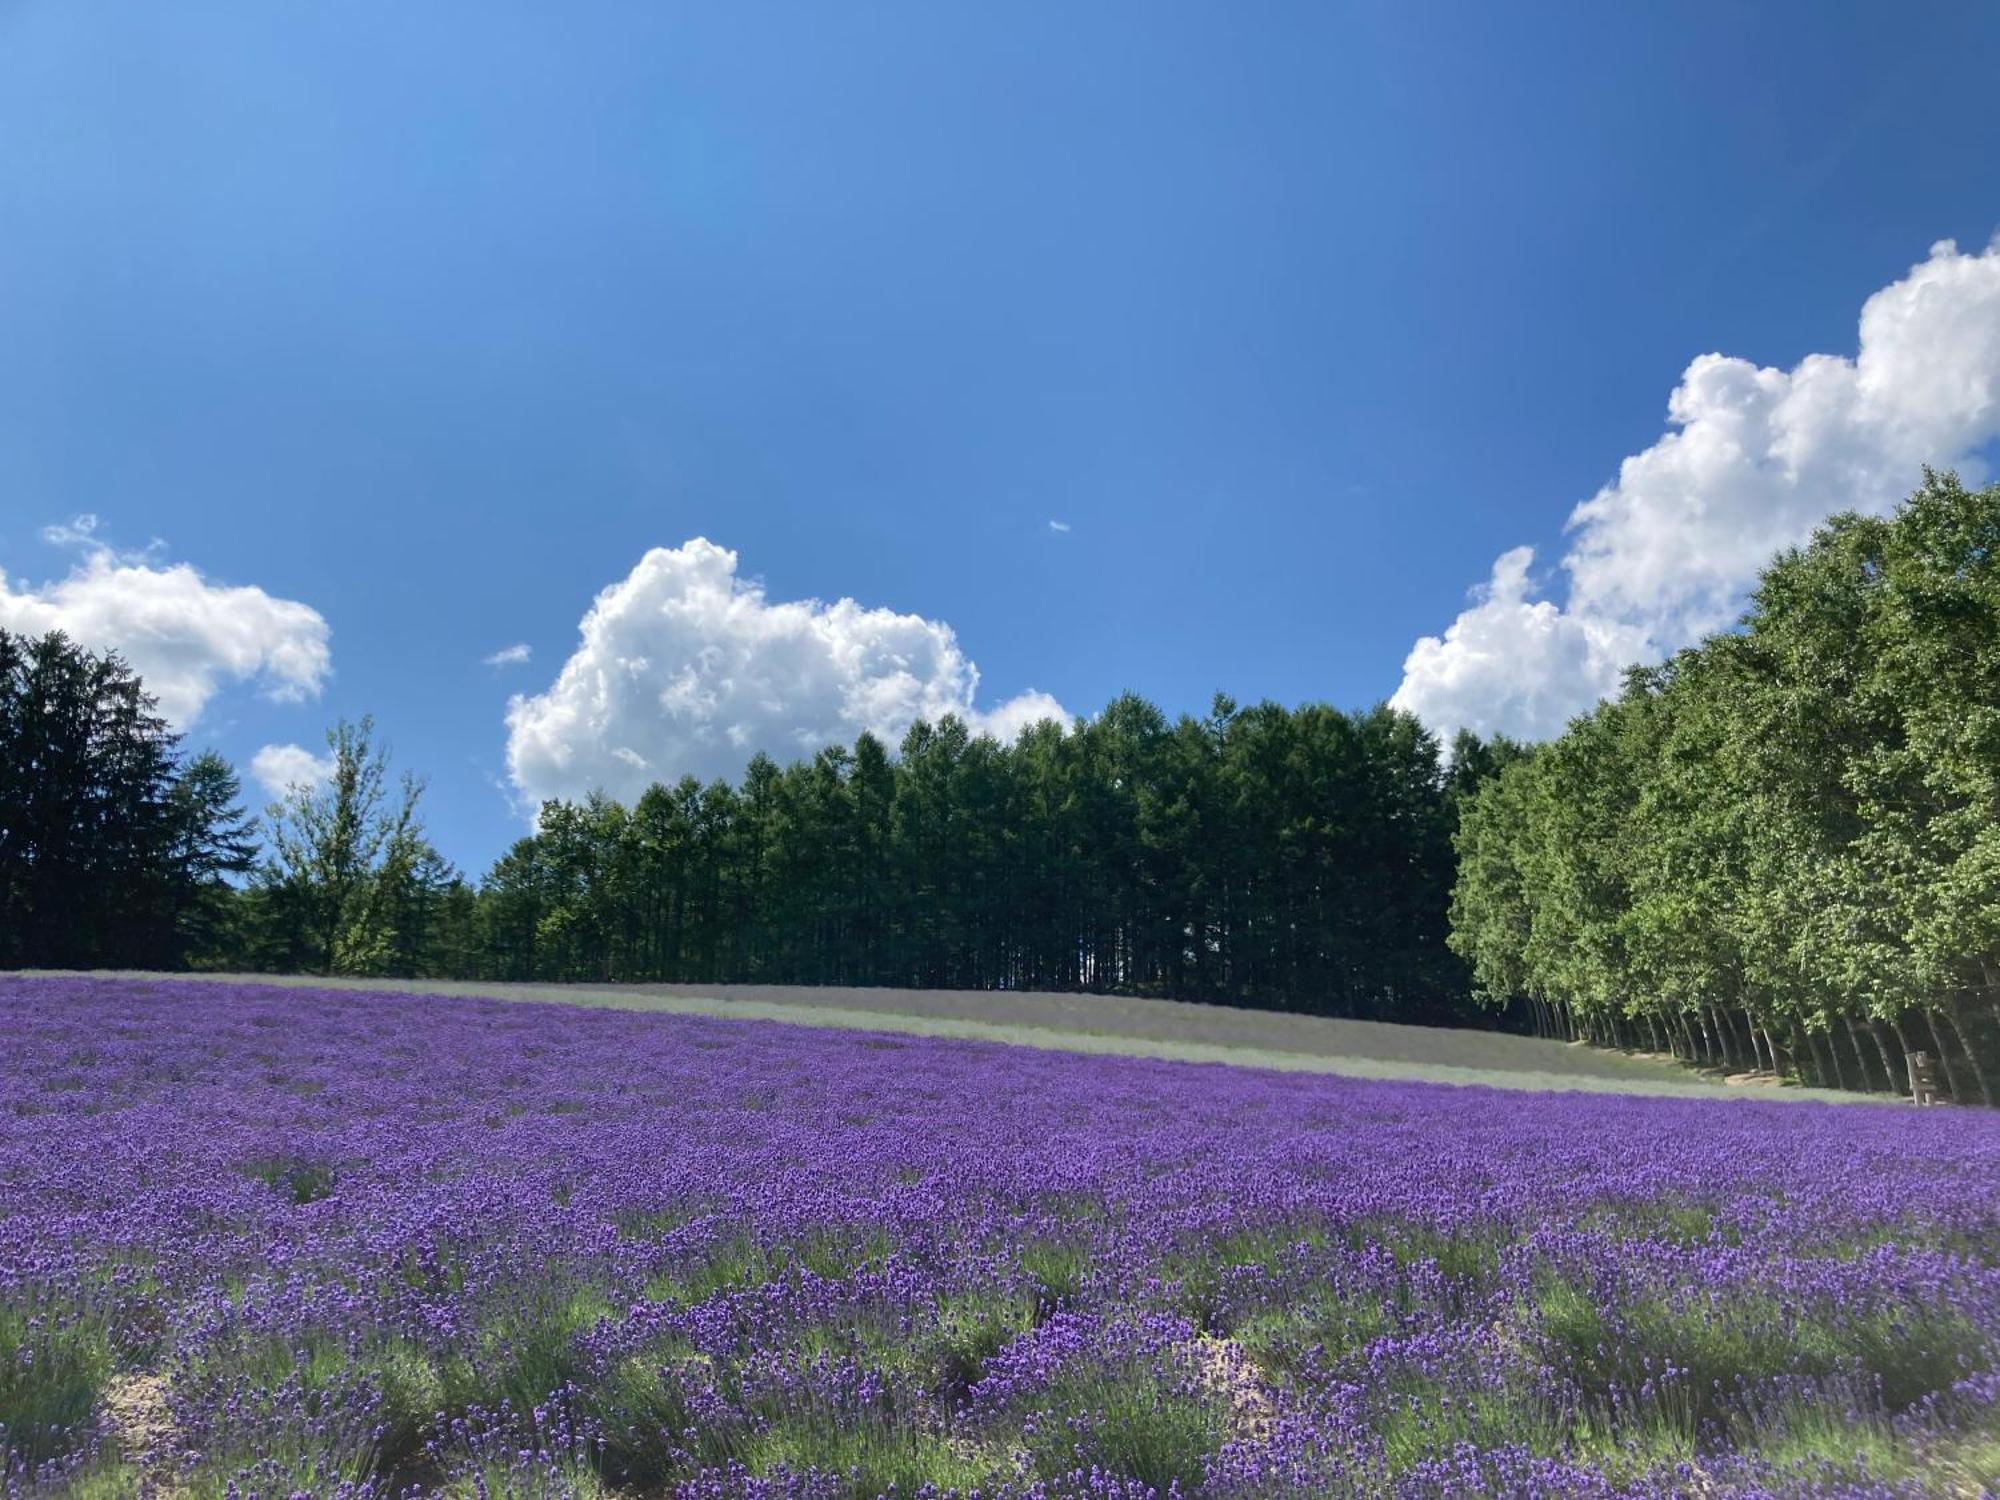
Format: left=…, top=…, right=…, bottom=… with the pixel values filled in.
left=103, top=1372, right=179, bottom=1492
left=1187, top=1335, right=1277, bottom=1442
left=1721, top=1070, right=1785, bottom=1088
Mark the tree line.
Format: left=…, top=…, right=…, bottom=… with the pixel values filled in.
left=1451, top=472, right=2000, bottom=1103
left=0, top=629, right=1498, bottom=1026
left=17, top=471, right=2000, bottom=1099
left=475, top=697, right=1501, bottom=1020
left=0, top=632, right=473, bottom=978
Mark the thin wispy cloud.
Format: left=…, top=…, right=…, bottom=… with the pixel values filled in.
left=39, top=514, right=101, bottom=549
left=484, top=643, right=532, bottom=667
left=1047, top=519, right=1071, bottom=533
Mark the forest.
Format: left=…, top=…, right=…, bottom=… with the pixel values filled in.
left=9, top=474, right=2000, bottom=1098
left=471, top=699, right=1511, bottom=1018
left=1452, top=471, right=2000, bottom=1102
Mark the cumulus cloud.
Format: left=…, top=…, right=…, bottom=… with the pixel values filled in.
left=484, top=643, right=532, bottom=667
left=0, top=533, right=331, bottom=727
left=505, top=539, right=1070, bottom=805
left=250, top=742, right=336, bottom=799
left=1391, top=548, right=1648, bottom=746
left=1394, top=237, right=2000, bottom=744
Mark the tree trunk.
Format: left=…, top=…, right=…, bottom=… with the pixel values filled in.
left=1729, top=1007, right=1758, bottom=1071
left=1799, top=1025, right=1827, bottom=1088
left=1762, top=1024, right=1788, bottom=1079
left=1705, top=1005, right=1734, bottom=1070
left=1883, top=1017, right=1916, bottom=1098
left=1923, top=1008, right=1966, bottom=1105
left=1818, top=1026, right=1848, bottom=1091
left=1747, top=1013, right=1773, bottom=1073
left=1748, top=1018, right=1771, bottom=1074
left=1848, top=1024, right=1880, bottom=1096
left=1843, top=1015, right=1881, bottom=1091
left=1944, top=1004, right=1993, bottom=1107
left=1864, top=1017, right=1900, bottom=1093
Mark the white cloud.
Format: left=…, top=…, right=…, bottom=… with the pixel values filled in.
left=1394, top=237, right=2000, bottom=744
left=39, top=513, right=101, bottom=549
left=0, top=537, right=331, bottom=727
left=1048, top=519, right=1072, bottom=533
left=251, top=742, right=336, bottom=799
left=1391, top=547, right=1648, bottom=746
left=484, top=642, right=532, bottom=667
left=505, top=538, right=1071, bottom=805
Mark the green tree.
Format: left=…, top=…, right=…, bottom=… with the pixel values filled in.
left=258, top=716, right=433, bottom=975
left=0, top=631, right=257, bottom=971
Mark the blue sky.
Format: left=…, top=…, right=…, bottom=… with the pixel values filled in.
left=3, top=2, right=1999, bottom=872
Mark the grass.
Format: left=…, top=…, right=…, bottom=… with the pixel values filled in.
left=918, top=1289, right=1041, bottom=1395
left=1530, top=1275, right=1995, bottom=1432
left=741, top=1418, right=1014, bottom=1495
left=1010, top=1354, right=1232, bottom=1494
left=26, top=970, right=1888, bottom=1100
left=1231, top=1289, right=1393, bottom=1376
left=1017, top=1238, right=1095, bottom=1313
left=0, top=1303, right=111, bottom=1470
left=239, top=1152, right=339, bottom=1204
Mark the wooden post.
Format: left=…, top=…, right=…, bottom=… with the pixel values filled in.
left=1906, top=1050, right=1941, bottom=1107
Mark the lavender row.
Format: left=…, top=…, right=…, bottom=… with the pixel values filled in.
left=2, top=978, right=1996, bottom=1497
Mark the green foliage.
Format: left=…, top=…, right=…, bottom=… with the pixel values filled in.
left=240, top=1153, right=339, bottom=1205
left=1449, top=473, right=2000, bottom=1100
left=1012, top=1347, right=1232, bottom=1494
left=1018, top=1239, right=1094, bottom=1312
left=446, top=1285, right=615, bottom=1420
left=255, top=716, right=473, bottom=977
left=1532, top=1275, right=1991, bottom=1432
left=0, top=1302, right=111, bottom=1471
left=643, top=1232, right=780, bottom=1305
left=1231, top=1288, right=1390, bottom=1376
left=0, top=631, right=254, bottom=971
left=743, top=1418, right=1012, bottom=1496
left=916, top=1288, right=1040, bottom=1393
left=472, top=700, right=1484, bottom=1023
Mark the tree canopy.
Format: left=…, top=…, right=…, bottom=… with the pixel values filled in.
left=1451, top=471, right=2000, bottom=1102
left=0, top=631, right=253, bottom=969
left=471, top=693, right=1489, bottom=1022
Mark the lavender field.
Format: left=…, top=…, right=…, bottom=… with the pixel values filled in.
left=2, top=979, right=1997, bottom=1499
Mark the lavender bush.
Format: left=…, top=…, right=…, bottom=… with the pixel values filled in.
left=2, top=977, right=1996, bottom=1498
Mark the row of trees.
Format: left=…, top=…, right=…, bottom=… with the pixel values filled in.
left=0, top=629, right=474, bottom=977
left=0, top=632, right=255, bottom=969
left=0, top=630, right=1496, bottom=1027
left=1451, top=472, right=2000, bottom=1102
left=25, top=473, right=2000, bottom=1100
left=475, top=698, right=1504, bottom=1020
